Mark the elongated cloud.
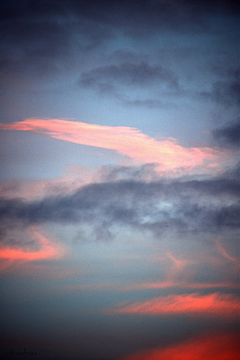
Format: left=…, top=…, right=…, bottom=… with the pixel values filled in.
left=0, top=227, right=65, bottom=262
left=107, top=293, right=240, bottom=316
left=215, top=237, right=239, bottom=263
left=120, top=332, right=239, bottom=360
left=0, top=119, right=220, bottom=171
left=120, top=281, right=239, bottom=291
left=58, top=280, right=239, bottom=294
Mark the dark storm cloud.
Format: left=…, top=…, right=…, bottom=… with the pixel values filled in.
left=80, top=62, right=178, bottom=90
left=1, top=167, right=240, bottom=241
left=213, top=119, right=240, bottom=148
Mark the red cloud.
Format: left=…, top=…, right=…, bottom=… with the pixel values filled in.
left=120, top=332, right=239, bottom=360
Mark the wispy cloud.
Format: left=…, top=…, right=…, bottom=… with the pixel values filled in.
left=81, top=62, right=179, bottom=90
left=120, top=281, right=238, bottom=291
left=215, top=237, right=239, bottom=263
left=0, top=119, right=227, bottom=171
left=107, top=292, right=240, bottom=317
left=0, top=226, right=66, bottom=264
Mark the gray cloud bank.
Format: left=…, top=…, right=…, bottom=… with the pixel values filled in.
left=1, top=164, right=239, bottom=242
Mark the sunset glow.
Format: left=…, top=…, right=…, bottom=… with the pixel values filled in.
left=0, top=1, right=239, bottom=359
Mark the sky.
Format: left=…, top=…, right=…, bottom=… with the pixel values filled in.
left=0, top=1, right=239, bottom=359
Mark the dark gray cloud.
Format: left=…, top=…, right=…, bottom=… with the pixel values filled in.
left=80, top=62, right=178, bottom=90
left=201, top=68, right=240, bottom=107
left=0, top=16, right=112, bottom=79
left=1, top=0, right=238, bottom=77
left=1, top=1, right=238, bottom=33
left=80, top=62, right=179, bottom=107
left=201, top=80, right=240, bottom=107
left=212, top=119, right=240, bottom=148
left=211, top=81, right=240, bottom=107
left=1, top=167, right=239, bottom=242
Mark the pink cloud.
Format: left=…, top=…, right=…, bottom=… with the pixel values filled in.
left=0, top=227, right=66, bottom=265
left=0, top=118, right=225, bottom=171
left=107, top=292, right=240, bottom=317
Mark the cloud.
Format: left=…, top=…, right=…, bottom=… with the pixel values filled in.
left=121, top=280, right=238, bottom=292
left=80, top=62, right=180, bottom=105
left=0, top=226, right=66, bottom=263
left=0, top=2, right=113, bottom=82
left=0, top=167, right=239, bottom=246
left=212, top=118, right=240, bottom=148
left=2, top=1, right=238, bottom=37
left=120, top=332, right=239, bottom=360
left=81, top=62, right=178, bottom=89
left=0, top=165, right=99, bottom=201
left=107, top=292, right=240, bottom=317
left=201, top=67, right=240, bottom=108
left=202, top=80, right=240, bottom=107
left=0, top=119, right=224, bottom=171
left=215, top=237, right=239, bottom=263
left=1, top=0, right=238, bottom=82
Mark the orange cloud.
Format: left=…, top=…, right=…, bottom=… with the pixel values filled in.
left=0, top=119, right=222, bottom=171
left=0, top=227, right=66, bottom=263
left=107, top=292, right=240, bottom=317
left=120, top=332, right=239, bottom=360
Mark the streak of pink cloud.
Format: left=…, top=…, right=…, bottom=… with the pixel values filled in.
left=0, top=227, right=66, bottom=264
left=0, top=118, right=224, bottom=171
left=107, top=292, right=240, bottom=316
